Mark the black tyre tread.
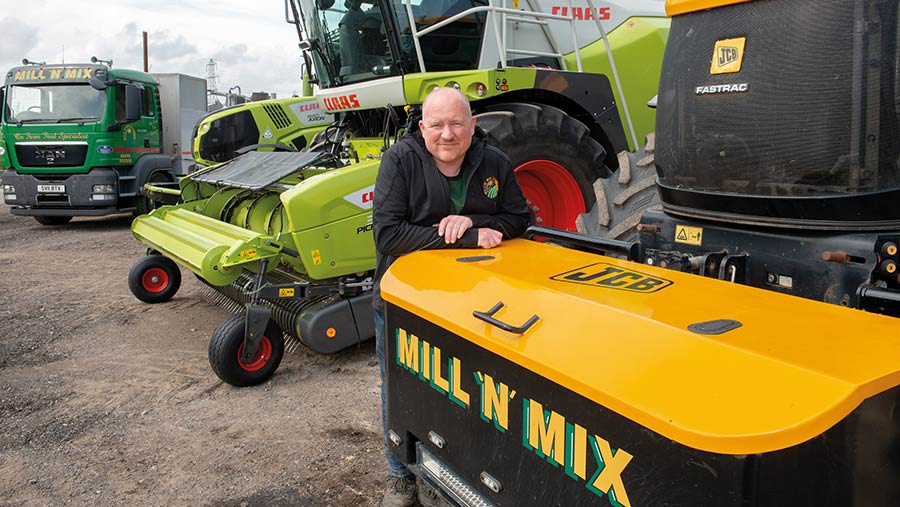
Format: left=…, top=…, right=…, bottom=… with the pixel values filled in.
left=476, top=103, right=609, bottom=217
left=127, top=255, right=182, bottom=304
left=208, top=314, right=285, bottom=387
left=577, top=133, right=661, bottom=242
left=34, top=216, right=73, bottom=226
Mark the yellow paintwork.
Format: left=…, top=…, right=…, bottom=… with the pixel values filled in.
left=382, top=239, right=900, bottom=455
left=666, top=0, right=751, bottom=16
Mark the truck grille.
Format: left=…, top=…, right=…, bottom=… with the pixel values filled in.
left=15, top=143, right=88, bottom=167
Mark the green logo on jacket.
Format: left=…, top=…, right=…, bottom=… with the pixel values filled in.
left=483, top=177, right=499, bottom=199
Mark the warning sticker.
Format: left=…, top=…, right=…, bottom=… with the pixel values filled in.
left=675, top=225, right=703, bottom=246
left=312, top=249, right=322, bottom=265
left=239, top=248, right=257, bottom=260
left=279, top=288, right=295, bottom=298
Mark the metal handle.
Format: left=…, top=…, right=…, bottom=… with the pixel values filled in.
left=473, top=301, right=539, bottom=335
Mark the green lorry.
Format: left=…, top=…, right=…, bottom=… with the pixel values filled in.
left=0, top=62, right=206, bottom=225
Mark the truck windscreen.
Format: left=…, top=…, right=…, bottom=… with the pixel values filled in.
left=6, top=84, right=106, bottom=123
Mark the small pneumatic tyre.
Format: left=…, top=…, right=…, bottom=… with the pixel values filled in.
left=128, top=255, right=182, bottom=304
left=208, top=314, right=285, bottom=387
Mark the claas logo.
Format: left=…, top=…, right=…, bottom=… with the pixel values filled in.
left=323, top=93, right=361, bottom=112
left=551, top=262, right=672, bottom=293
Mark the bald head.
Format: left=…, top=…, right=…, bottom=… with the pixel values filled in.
left=422, top=87, right=472, bottom=123
left=418, top=87, right=477, bottom=175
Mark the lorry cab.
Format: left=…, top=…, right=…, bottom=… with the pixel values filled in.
left=1, top=64, right=206, bottom=224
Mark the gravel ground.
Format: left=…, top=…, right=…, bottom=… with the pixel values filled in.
left=0, top=200, right=386, bottom=507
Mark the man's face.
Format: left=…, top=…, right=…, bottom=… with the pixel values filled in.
left=419, top=91, right=476, bottom=171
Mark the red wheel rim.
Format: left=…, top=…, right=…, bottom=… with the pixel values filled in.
left=237, top=337, right=273, bottom=372
left=141, top=267, right=169, bottom=293
left=514, top=159, right=585, bottom=232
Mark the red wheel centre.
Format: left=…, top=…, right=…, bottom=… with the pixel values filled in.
left=237, top=337, right=273, bottom=372
left=514, top=159, right=585, bottom=232
left=141, top=267, right=169, bottom=293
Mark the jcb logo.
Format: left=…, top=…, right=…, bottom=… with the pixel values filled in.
left=551, top=262, right=672, bottom=293
left=718, top=47, right=738, bottom=66
left=711, top=37, right=746, bottom=75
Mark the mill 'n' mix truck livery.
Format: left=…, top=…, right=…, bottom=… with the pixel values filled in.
left=0, top=62, right=206, bottom=225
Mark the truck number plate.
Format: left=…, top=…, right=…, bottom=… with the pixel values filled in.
left=37, top=184, right=65, bottom=193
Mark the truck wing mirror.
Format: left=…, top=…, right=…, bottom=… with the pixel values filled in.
left=89, top=77, right=108, bottom=91
left=124, top=84, right=143, bottom=122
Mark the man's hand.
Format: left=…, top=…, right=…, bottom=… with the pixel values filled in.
left=477, top=228, right=503, bottom=249
left=437, top=215, right=474, bottom=244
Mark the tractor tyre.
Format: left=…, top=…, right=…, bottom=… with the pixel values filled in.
left=577, top=133, right=661, bottom=242
left=475, top=103, right=609, bottom=232
left=134, top=171, right=171, bottom=217
left=128, top=255, right=182, bottom=304
left=208, top=314, right=285, bottom=387
left=34, top=216, right=73, bottom=226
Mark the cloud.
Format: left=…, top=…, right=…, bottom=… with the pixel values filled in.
left=147, top=30, right=199, bottom=63
left=0, top=17, right=39, bottom=64
left=0, top=3, right=309, bottom=100
left=211, top=44, right=249, bottom=66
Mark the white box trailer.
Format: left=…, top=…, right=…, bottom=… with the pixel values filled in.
left=153, top=73, right=207, bottom=175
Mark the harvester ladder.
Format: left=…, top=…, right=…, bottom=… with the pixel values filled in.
left=403, top=0, right=582, bottom=72
left=402, top=0, right=638, bottom=150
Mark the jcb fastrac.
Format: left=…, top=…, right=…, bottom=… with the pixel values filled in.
left=382, top=0, right=900, bottom=505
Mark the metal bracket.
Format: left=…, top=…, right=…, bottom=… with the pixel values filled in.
left=242, top=304, right=272, bottom=362
left=524, top=225, right=641, bottom=261
left=241, top=258, right=271, bottom=361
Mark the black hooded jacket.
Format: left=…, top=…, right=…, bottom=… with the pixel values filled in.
left=372, top=129, right=532, bottom=311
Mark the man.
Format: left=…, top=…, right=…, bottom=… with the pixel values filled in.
left=339, top=0, right=368, bottom=76
left=372, top=87, right=531, bottom=506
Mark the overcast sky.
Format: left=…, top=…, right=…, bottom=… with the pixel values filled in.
left=0, top=0, right=306, bottom=100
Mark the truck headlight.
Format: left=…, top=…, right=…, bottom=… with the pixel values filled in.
left=92, top=184, right=114, bottom=193
left=2, top=184, right=14, bottom=193
left=0, top=146, right=6, bottom=156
